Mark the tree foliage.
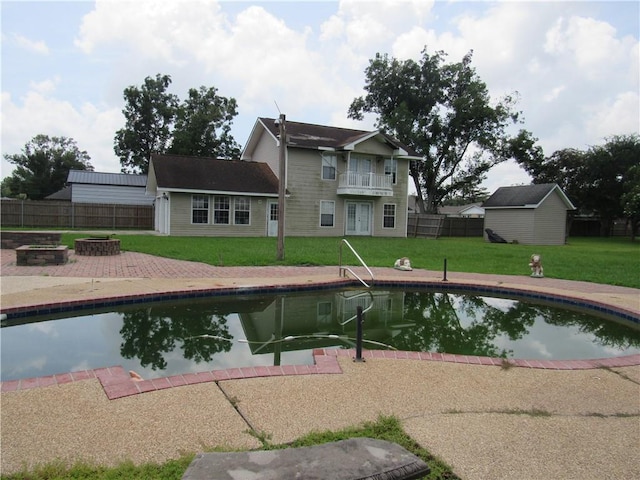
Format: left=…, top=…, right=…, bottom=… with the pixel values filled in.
left=169, top=86, right=241, bottom=159
left=348, top=48, right=539, bottom=213
left=517, top=134, right=640, bottom=237
left=2, top=134, right=93, bottom=200
left=114, top=74, right=179, bottom=174
left=114, top=74, right=240, bottom=174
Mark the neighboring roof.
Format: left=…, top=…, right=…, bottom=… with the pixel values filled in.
left=438, top=203, right=485, bottom=216
left=67, top=170, right=147, bottom=187
left=45, top=186, right=71, bottom=201
left=149, top=154, right=279, bottom=195
left=243, top=117, right=421, bottom=159
left=482, top=183, right=576, bottom=210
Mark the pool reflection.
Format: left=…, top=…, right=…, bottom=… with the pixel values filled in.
left=2, top=289, right=639, bottom=382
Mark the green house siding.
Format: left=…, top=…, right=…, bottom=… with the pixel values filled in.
left=168, top=193, right=270, bottom=237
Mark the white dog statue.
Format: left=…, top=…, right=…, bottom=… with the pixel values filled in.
left=394, top=257, right=412, bottom=271
left=529, top=254, right=544, bottom=278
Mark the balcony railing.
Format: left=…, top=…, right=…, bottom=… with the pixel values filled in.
left=337, top=172, right=393, bottom=197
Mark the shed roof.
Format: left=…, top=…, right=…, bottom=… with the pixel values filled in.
left=149, top=154, right=279, bottom=195
left=482, top=183, right=575, bottom=210
left=67, top=170, right=147, bottom=187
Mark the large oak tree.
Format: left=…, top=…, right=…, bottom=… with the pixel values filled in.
left=348, top=48, right=540, bottom=213
left=114, top=74, right=240, bottom=174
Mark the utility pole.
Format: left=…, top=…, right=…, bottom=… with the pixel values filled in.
left=276, top=114, right=286, bottom=261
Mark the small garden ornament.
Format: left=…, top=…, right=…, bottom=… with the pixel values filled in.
left=529, top=254, right=544, bottom=278
left=394, top=257, right=412, bottom=271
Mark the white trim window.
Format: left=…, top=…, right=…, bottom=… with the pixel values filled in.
left=383, top=203, right=396, bottom=228
left=320, top=200, right=335, bottom=227
left=234, top=197, right=250, bottom=225
left=213, top=196, right=230, bottom=224
left=192, top=195, right=209, bottom=224
left=322, top=153, right=337, bottom=180
left=384, top=158, right=397, bottom=184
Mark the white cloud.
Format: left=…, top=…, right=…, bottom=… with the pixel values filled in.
left=2, top=0, right=638, bottom=190
left=12, top=33, right=49, bottom=55
left=585, top=91, right=640, bottom=141
left=1, top=88, right=123, bottom=176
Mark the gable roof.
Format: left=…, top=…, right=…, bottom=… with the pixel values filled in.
left=149, top=154, right=279, bottom=195
left=438, top=203, right=485, bottom=216
left=242, top=117, right=421, bottom=159
left=67, top=170, right=147, bottom=187
left=482, top=183, right=575, bottom=210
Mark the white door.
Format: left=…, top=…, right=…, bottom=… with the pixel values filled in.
left=156, top=194, right=170, bottom=234
left=345, top=202, right=372, bottom=235
left=267, top=201, right=279, bottom=237
left=349, top=156, right=372, bottom=186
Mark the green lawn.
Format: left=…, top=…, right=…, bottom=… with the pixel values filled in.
left=59, top=234, right=640, bottom=289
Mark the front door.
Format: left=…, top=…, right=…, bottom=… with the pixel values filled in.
left=267, top=201, right=279, bottom=237
left=345, top=201, right=372, bottom=236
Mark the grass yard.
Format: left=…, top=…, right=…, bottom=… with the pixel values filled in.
left=60, top=234, right=640, bottom=289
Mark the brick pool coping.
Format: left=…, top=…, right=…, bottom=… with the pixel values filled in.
left=2, top=349, right=640, bottom=400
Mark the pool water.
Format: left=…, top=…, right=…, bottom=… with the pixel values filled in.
left=2, top=288, right=639, bottom=382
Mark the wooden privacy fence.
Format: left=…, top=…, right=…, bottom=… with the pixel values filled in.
left=0, top=200, right=154, bottom=229
left=408, top=214, right=484, bottom=238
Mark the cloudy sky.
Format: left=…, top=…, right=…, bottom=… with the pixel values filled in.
left=2, top=0, right=638, bottom=193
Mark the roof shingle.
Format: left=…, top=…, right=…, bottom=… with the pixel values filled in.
left=482, top=183, right=574, bottom=209
left=257, top=117, right=420, bottom=156
left=150, top=154, right=279, bottom=195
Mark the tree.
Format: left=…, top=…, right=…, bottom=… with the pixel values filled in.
left=114, top=74, right=179, bottom=174
left=621, top=164, right=640, bottom=241
left=348, top=48, right=539, bottom=213
left=2, top=134, right=92, bottom=200
left=517, top=134, right=640, bottom=237
left=169, top=86, right=241, bottom=159
left=114, top=74, right=241, bottom=174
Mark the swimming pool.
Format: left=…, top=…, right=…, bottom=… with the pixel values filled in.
left=2, top=286, right=639, bottom=382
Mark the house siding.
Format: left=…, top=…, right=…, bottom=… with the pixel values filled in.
left=484, top=209, right=535, bottom=244
left=168, top=193, right=270, bottom=237
left=282, top=145, right=408, bottom=237
left=533, top=191, right=568, bottom=244
left=72, top=184, right=154, bottom=205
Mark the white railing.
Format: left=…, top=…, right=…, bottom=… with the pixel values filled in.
left=338, top=239, right=374, bottom=288
left=338, top=172, right=392, bottom=190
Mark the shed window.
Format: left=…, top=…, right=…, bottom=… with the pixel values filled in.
left=192, top=195, right=209, bottom=224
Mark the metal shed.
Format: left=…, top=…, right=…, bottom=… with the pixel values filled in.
left=66, top=170, right=154, bottom=205
left=482, top=184, right=576, bottom=245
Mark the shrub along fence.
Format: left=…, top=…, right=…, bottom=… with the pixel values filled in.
left=0, top=200, right=153, bottom=229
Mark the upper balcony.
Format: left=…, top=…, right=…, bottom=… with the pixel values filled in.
left=337, top=172, right=393, bottom=197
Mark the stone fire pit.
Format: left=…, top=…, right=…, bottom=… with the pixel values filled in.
left=74, top=237, right=121, bottom=256
left=16, top=245, right=69, bottom=266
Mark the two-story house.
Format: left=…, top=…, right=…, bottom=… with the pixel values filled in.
left=146, top=117, right=421, bottom=237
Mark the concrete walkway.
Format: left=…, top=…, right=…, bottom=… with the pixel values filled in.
left=1, top=249, right=639, bottom=479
